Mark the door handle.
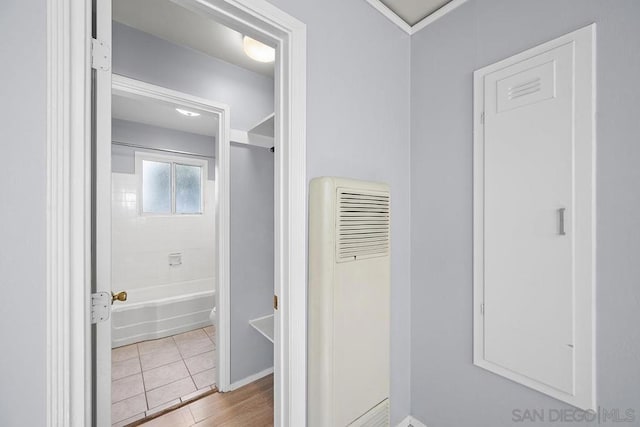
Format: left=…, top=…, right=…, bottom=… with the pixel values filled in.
left=112, top=291, right=127, bottom=304
left=558, top=208, right=566, bottom=236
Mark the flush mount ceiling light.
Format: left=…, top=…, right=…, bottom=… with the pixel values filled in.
left=243, top=36, right=275, bottom=63
left=175, top=108, right=201, bottom=117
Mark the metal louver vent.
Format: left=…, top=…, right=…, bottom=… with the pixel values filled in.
left=349, top=399, right=390, bottom=427
left=337, top=188, right=390, bottom=262
left=508, top=77, right=542, bottom=100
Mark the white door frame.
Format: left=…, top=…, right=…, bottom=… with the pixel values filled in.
left=106, top=74, right=231, bottom=423
left=112, top=74, right=231, bottom=394
left=45, top=0, right=307, bottom=425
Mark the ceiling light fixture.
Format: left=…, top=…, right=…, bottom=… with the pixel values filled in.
left=242, top=36, right=275, bottom=63
left=175, top=108, right=201, bottom=117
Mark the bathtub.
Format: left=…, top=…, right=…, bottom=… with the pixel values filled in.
left=111, top=278, right=215, bottom=348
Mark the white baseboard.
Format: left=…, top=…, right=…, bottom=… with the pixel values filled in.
left=396, top=415, right=428, bottom=427
left=228, top=367, right=274, bottom=391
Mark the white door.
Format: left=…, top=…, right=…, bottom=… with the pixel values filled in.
left=94, top=1, right=113, bottom=426
left=474, top=24, right=596, bottom=409
left=484, top=43, right=575, bottom=393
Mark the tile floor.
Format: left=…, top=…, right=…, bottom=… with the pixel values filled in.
left=111, top=326, right=217, bottom=426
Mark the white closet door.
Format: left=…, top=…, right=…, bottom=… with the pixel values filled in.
left=484, top=43, right=575, bottom=393
left=473, top=25, right=596, bottom=409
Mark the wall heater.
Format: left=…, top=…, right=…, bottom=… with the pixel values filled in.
left=308, top=177, right=391, bottom=426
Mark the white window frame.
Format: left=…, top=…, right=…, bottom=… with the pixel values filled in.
left=135, top=152, right=207, bottom=216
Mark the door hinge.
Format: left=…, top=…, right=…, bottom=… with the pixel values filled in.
left=480, top=303, right=484, bottom=315
left=91, top=38, right=111, bottom=71
left=480, top=112, right=485, bottom=125
left=274, top=295, right=278, bottom=310
left=91, top=292, right=111, bottom=324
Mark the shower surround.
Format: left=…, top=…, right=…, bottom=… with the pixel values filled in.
left=111, top=172, right=216, bottom=347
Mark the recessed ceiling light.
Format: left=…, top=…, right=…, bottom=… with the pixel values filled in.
left=243, top=36, right=275, bottom=63
left=176, top=108, right=201, bottom=117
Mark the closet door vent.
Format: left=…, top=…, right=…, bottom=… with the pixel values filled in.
left=336, top=189, right=390, bottom=262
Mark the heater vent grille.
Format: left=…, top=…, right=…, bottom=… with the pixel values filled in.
left=349, top=399, right=390, bottom=427
left=309, top=178, right=390, bottom=425
left=336, top=188, right=390, bottom=262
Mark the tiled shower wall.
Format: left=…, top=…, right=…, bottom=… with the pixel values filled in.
left=111, top=172, right=216, bottom=293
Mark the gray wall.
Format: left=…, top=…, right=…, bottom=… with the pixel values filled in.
left=410, top=1, right=640, bottom=426
left=3, top=0, right=414, bottom=424
left=113, top=5, right=413, bottom=421
left=0, top=1, right=46, bottom=426
left=113, top=21, right=274, bottom=131
left=265, top=0, right=412, bottom=421
left=112, top=118, right=216, bottom=180
left=113, top=5, right=413, bottom=420
left=230, top=144, right=275, bottom=382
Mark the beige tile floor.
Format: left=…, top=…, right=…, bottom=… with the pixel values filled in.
left=111, top=326, right=217, bottom=426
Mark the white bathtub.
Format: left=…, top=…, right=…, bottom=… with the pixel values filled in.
left=111, top=279, right=215, bottom=348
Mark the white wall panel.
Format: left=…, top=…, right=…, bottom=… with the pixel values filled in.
left=473, top=26, right=595, bottom=409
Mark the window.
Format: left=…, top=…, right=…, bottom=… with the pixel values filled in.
left=175, top=164, right=203, bottom=214
left=142, top=160, right=172, bottom=214
left=137, top=153, right=205, bottom=215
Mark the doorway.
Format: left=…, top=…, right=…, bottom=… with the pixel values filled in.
left=45, top=0, right=306, bottom=426
left=106, top=69, right=277, bottom=425
left=107, top=75, right=228, bottom=425
left=95, top=3, right=290, bottom=425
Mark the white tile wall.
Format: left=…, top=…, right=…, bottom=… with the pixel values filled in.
left=111, top=173, right=216, bottom=292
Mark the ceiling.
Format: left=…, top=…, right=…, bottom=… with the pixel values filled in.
left=112, top=92, right=219, bottom=137
left=378, top=0, right=453, bottom=26
left=112, top=0, right=274, bottom=77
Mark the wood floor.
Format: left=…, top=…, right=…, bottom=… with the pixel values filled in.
left=138, top=374, right=273, bottom=427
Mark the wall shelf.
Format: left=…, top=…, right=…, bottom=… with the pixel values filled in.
left=249, top=314, right=274, bottom=343
left=230, top=113, right=275, bottom=149
left=248, top=113, right=274, bottom=137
